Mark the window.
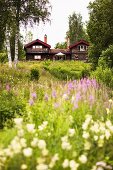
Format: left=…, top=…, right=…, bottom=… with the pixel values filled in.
left=32, top=45, right=42, bottom=49
left=79, top=45, right=85, bottom=51
left=36, top=45, right=42, bottom=48
left=34, top=55, right=41, bottom=59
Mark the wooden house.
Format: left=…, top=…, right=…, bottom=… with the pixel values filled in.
left=69, top=40, right=89, bottom=61
left=24, top=35, right=89, bottom=61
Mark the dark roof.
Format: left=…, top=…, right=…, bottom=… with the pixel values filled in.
left=69, top=40, right=89, bottom=49
left=24, top=39, right=51, bottom=48
left=50, top=49, right=70, bottom=54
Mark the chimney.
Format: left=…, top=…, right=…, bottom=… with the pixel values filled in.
left=44, top=34, right=47, bottom=43
left=67, top=36, right=70, bottom=49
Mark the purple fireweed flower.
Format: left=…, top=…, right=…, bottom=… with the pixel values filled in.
left=52, top=90, right=56, bottom=98
left=68, top=82, right=74, bottom=91
left=44, top=94, right=49, bottom=101
left=62, top=93, right=69, bottom=100
left=54, top=102, right=60, bottom=108
left=6, top=84, right=10, bottom=92
left=89, top=95, right=95, bottom=104
left=31, top=92, right=37, bottom=99
left=29, top=99, right=34, bottom=106
left=91, top=79, right=97, bottom=88
left=76, top=92, right=81, bottom=102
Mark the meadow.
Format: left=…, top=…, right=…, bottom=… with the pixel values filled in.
left=0, top=61, right=113, bottom=170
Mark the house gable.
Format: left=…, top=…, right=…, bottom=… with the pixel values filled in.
left=24, top=39, right=51, bottom=49
left=69, top=40, right=89, bottom=49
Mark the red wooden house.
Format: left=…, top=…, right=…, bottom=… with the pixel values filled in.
left=24, top=35, right=89, bottom=61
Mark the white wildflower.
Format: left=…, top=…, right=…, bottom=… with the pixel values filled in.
left=31, top=137, right=38, bottom=147
left=21, top=164, right=27, bottom=170
left=94, top=135, right=98, bottom=141
left=61, top=141, right=72, bottom=150
left=38, top=140, right=46, bottom=150
left=106, top=120, right=112, bottom=128
left=17, top=129, right=24, bottom=137
left=61, top=136, right=68, bottom=142
left=20, top=138, right=27, bottom=148
left=14, top=118, right=23, bottom=127
left=69, top=160, right=79, bottom=170
left=36, top=163, right=48, bottom=170
left=62, top=94, right=68, bottom=100
left=105, top=130, right=111, bottom=140
left=42, top=149, right=49, bottom=156
left=96, top=161, right=106, bottom=167
left=62, top=159, right=69, bottom=168
left=68, top=128, right=75, bottom=137
left=79, top=154, right=87, bottom=164
left=49, top=153, right=59, bottom=168
left=23, top=147, right=33, bottom=157
left=106, top=108, right=110, bottom=114
left=84, top=141, right=91, bottom=150
left=26, top=124, right=35, bottom=133
left=82, top=131, right=89, bottom=139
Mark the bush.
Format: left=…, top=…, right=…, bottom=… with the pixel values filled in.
left=91, top=66, right=113, bottom=88
left=0, top=90, right=26, bottom=129
left=44, top=61, right=91, bottom=80
left=98, top=45, right=113, bottom=68
left=30, top=68, right=40, bottom=81
left=0, top=52, right=8, bottom=63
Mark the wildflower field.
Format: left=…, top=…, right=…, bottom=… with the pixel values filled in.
left=0, top=61, right=113, bottom=170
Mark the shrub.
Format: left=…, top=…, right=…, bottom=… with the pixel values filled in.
left=45, top=61, right=91, bottom=80
left=30, top=68, right=40, bottom=81
left=0, top=90, right=26, bottom=129
left=91, top=66, right=113, bottom=88
left=0, top=52, right=8, bottom=63
left=98, top=45, right=113, bottom=68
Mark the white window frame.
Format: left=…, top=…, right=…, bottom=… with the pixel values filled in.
left=34, top=55, right=41, bottom=60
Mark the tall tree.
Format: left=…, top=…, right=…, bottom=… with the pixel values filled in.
left=12, top=0, right=51, bottom=67
left=0, top=0, right=51, bottom=67
left=67, top=12, right=88, bottom=45
left=54, top=42, right=67, bottom=49
left=87, top=0, right=113, bottom=66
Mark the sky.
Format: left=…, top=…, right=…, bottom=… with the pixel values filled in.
left=21, top=0, right=93, bottom=48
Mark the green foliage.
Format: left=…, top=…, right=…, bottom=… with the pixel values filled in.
left=99, top=45, right=113, bottom=68
left=44, top=61, right=91, bottom=80
left=67, top=12, right=88, bottom=45
left=0, top=90, right=25, bottom=129
left=91, top=66, right=113, bottom=88
left=87, top=0, right=113, bottom=66
left=0, top=52, right=7, bottom=63
left=54, top=42, right=67, bottom=49
left=30, top=68, right=40, bottom=81
left=0, top=76, right=113, bottom=169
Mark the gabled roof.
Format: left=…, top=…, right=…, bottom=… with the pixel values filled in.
left=24, top=39, right=51, bottom=48
left=69, top=40, right=89, bottom=49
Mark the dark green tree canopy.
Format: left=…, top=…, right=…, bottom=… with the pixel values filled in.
left=87, top=0, right=113, bottom=66
left=67, top=12, right=88, bottom=45
left=54, top=42, right=67, bottom=49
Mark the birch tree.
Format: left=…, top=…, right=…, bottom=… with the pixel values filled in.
left=0, top=0, right=51, bottom=67
left=12, top=0, right=51, bottom=67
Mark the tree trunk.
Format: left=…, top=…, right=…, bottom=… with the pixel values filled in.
left=5, top=27, right=12, bottom=68
left=14, top=29, right=19, bottom=68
